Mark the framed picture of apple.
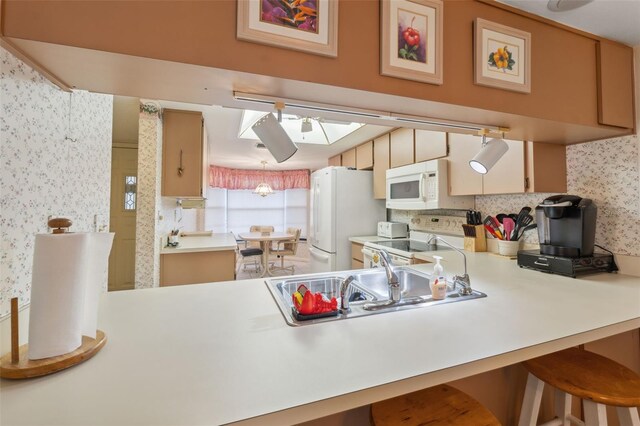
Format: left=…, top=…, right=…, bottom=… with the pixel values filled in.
left=381, top=0, right=443, bottom=85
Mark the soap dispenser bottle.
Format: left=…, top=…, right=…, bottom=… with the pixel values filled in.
left=430, top=256, right=447, bottom=300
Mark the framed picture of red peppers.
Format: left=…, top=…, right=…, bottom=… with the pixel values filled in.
left=381, top=0, right=443, bottom=85
left=474, top=18, right=531, bottom=93
left=237, top=0, right=339, bottom=57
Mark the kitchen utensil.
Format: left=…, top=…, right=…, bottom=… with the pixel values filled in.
left=496, top=213, right=508, bottom=224
left=512, top=207, right=532, bottom=240
left=462, top=224, right=477, bottom=237
left=514, top=222, right=537, bottom=241
left=503, top=217, right=515, bottom=241
left=483, top=217, right=503, bottom=240
left=508, top=213, right=518, bottom=222
left=467, top=210, right=482, bottom=225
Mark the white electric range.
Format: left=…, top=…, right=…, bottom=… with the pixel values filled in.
left=362, top=215, right=467, bottom=268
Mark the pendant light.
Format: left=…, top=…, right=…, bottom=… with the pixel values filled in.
left=253, top=161, right=274, bottom=197
left=469, top=130, right=509, bottom=174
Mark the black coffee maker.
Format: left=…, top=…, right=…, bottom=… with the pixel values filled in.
left=536, top=195, right=596, bottom=257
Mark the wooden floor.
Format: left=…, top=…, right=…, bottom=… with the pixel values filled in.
left=235, top=240, right=311, bottom=280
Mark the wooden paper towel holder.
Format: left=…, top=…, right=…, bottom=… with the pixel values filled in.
left=0, top=218, right=107, bottom=379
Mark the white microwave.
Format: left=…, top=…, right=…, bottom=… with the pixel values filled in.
left=386, top=159, right=474, bottom=210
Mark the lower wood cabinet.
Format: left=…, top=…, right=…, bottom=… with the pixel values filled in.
left=351, top=242, right=364, bottom=269
left=160, top=250, right=236, bottom=286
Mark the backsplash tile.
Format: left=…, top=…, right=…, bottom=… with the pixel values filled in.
left=0, top=47, right=113, bottom=317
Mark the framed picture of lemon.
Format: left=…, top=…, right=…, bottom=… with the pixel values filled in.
left=474, top=18, right=531, bottom=93
left=381, top=0, right=443, bottom=85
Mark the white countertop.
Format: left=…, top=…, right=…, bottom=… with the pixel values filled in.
left=1, top=253, right=639, bottom=425
left=349, top=235, right=391, bottom=244
left=160, top=232, right=238, bottom=254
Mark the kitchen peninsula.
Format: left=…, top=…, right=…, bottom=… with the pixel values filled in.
left=160, top=232, right=237, bottom=286
left=1, top=252, right=638, bottom=425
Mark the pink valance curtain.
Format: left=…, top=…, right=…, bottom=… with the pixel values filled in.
left=209, top=165, right=310, bottom=190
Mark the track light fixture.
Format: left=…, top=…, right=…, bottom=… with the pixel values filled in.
left=469, top=129, right=509, bottom=174
left=251, top=109, right=298, bottom=163
left=300, top=117, right=313, bottom=133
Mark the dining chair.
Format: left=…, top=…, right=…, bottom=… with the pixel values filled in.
left=270, top=228, right=301, bottom=274
left=236, top=226, right=274, bottom=274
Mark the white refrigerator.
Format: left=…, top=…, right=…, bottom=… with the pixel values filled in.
left=309, top=167, right=386, bottom=273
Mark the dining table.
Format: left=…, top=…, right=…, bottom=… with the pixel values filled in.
left=238, top=231, right=294, bottom=277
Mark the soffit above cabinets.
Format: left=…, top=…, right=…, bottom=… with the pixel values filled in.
left=7, top=37, right=632, bottom=149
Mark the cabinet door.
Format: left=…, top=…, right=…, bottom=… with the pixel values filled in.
left=162, top=109, right=203, bottom=197
left=328, top=154, right=342, bottom=167
left=356, top=141, right=374, bottom=170
left=596, top=41, right=634, bottom=129
left=526, top=142, right=567, bottom=193
left=373, top=134, right=390, bottom=199
left=160, top=250, right=236, bottom=286
left=447, top=133, right=482, bottom=196
left=341, top=148, right=356, bottom=168
left=390, top=128, right=414, bottom=168
left=415, top=130, right=447, bottom=162
left=482, top=139, right=525, bottom=194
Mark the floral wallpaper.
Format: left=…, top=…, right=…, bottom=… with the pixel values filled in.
left=0, top=47, right=113, bottom=318
left=135, top=108, right=163, bottom=289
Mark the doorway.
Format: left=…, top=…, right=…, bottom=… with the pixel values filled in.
left=108, top=146, right=138, bottom=291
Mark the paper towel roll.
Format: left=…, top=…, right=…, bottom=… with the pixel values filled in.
left=28, top=232, right=114, bottom=360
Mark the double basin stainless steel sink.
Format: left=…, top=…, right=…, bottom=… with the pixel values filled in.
left=266, top=267, right=486, bottom=326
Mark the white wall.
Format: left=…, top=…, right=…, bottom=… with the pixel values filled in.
left=0, top=47, right=113, bottom=318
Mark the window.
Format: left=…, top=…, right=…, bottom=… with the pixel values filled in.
left=124, top=175, right=137, bottom=211
left=205, top=187, right=308, bottom=237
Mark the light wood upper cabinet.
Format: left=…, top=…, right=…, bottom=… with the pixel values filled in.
left=415, top=130, right=447, bottom=163
left=482, top=139, right=525, bottom=194
left=449, top=134, right=567, bottom=195
left=596, top=41, right=635, bottom=129
left=328, top=154, right=342, bottom=167
left=525, top=142, right=567, bottom=193
left=447, top=133, right=483, bottom=196
left=373, top=134, right=390, bottom=199
left=390, top=128, right=414, bottom=168
left=356, top=141, right=374, bottom=170
left=341, top=148, right=356, bottom=168
left=162, top=109, right=205, bottom=197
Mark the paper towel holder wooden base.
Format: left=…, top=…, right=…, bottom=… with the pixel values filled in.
left=0, top=298, right=107, bottom=379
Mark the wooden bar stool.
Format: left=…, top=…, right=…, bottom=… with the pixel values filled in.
left=371, top=384, right=501, bottom=425
left=518, top=347, right=640, bottom=426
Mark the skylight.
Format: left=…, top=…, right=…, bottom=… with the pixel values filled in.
left=238, top=110, right=365, bottom=145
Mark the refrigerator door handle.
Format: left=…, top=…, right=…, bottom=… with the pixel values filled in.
left=313, top=180, right=320, bottom=241
left=309, top=247, right=330, bottom=262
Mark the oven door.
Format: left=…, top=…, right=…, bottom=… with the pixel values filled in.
left=362, top=246, right=412, bottom=268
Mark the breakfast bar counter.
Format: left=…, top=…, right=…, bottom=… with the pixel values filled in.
left=1, top=253, right=639, bottom=425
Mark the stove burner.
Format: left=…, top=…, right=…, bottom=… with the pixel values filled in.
left=369, top=240, right=450, bottom=253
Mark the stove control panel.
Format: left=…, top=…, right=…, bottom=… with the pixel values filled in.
left=414, top=215, right=466, bottom=236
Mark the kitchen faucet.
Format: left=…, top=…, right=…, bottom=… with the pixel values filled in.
left=339, top=275, right=355, bottom=314
left=426, top=235, right=473, bottom=296
left=378, top=250, right=401, bottom=302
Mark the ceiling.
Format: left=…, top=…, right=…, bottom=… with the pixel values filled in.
left=112, top=96, right=393, bottom=171
left=499, top=0, right=640, bottom=46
